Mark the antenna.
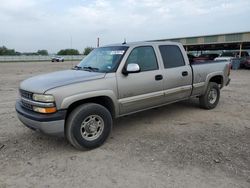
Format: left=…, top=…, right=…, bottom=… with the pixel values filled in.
left=122, top=38, right=126, bottom=45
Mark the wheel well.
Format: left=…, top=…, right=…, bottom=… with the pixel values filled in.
left=66, top=96, right=115, bottom=120
left=209, top=75, right=223, bottom=86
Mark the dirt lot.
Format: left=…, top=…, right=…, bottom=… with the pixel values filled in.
left=0, top=61, right=249, bottom=188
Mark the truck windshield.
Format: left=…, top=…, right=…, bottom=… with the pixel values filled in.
left=77, top=46, right=128, bottom=73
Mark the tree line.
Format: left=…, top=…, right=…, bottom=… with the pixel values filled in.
left=0, top=46, right=94, bottom=56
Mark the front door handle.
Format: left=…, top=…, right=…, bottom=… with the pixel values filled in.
left=182, top=71, right=188, bottom=76
left=155, top=75, right=163, bottom=81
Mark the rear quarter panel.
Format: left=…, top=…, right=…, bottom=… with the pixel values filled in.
left=192, top=61, right=230, bottom=96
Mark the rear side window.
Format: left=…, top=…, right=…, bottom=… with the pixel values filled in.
left=126, top=46, right=158, bottom=71
left=159, top=45, right=185, bottom=68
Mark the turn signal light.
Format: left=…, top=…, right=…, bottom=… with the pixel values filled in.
left=33, top=107, right=57, bottom=114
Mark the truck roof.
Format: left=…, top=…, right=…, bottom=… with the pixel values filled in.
left=103, top=41, right=181, bottom=48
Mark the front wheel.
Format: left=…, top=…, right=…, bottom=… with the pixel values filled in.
left=199, top=82, right=220, bottom=109
left=66, top=103, right=112, bottom=150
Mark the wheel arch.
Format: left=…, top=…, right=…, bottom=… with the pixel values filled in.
left=66, top=95, right=116, bottom=120
left=203, top=72, right=224, bottom=94
left=209, top=75, right=224, bottom=86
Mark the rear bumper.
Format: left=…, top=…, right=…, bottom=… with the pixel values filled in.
left=15, top=101, right=66, bottom=137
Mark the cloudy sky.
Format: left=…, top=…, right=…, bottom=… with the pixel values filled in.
left=0, top=0, right=249, bottom=53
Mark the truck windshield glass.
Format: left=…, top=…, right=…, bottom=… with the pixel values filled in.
left=77, top=46, right=128, bottom=73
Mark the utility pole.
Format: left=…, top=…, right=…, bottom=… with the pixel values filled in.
left=70, top=35, right=72, bottom=49
left=239, top=43, right=242, bottom=58
left=70, top=35, right=73, bottom=67
left=97, top=37, right=100, bottom=47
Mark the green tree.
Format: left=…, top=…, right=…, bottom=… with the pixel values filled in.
left=83, top=47, right=94, bottom=55
left=0, top=46, right=16, bottom=55
left=57, top=49, right=79, bottom=55
left=37, top=49, right=48, bottom=56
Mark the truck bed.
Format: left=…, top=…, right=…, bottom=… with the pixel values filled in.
left=191, top=60, right=230, bottom=96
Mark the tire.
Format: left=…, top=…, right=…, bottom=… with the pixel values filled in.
left=199, top=82, right=220, bottom=109
left=66, top=103, right=112, bottom=150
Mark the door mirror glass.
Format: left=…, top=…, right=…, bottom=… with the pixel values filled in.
left=124, top=63, right=140, bottom=74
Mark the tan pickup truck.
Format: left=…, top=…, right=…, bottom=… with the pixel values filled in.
left=16, top=41, right=231, bottom=150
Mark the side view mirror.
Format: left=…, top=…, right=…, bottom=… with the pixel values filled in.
left=123, top=63, right=140, bottom=75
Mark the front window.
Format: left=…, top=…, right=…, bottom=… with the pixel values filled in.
left=77, top=46, right=128, bottom=73
left=126, top=46, right=158, bottom=71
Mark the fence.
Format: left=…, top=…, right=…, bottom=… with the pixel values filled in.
left=0, top=55, right=85, bottom=62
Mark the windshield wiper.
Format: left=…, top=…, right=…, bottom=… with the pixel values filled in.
left=82, top=66, right=99, bottom=72
left=72, top=65, right=82, bottom=70
left=72, top=66, right=99, bottom=72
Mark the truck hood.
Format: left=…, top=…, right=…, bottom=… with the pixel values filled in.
left=20, top=70, right=106, bottom=93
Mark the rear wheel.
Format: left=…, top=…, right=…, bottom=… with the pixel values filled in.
left=199, top=82, right=220, bottom=109
left=66, top=103, right=112, bottom=150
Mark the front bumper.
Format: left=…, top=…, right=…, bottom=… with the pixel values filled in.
left=226, top=78, right=231, bottom=86
left=15, top=101, right=66, bottom=137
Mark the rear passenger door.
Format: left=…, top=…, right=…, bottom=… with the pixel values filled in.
left=158, top=45, right=192, bottom=102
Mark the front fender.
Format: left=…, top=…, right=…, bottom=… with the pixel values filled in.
left=60, top=90, right=119, bottom=117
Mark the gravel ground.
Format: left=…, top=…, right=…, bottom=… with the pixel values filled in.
left=0, top=61, right=249, bottom=188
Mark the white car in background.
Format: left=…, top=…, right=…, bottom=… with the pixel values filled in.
left=51, top=56, right=64, bottom=62
left=214, top=52, right=236, bottom=62
left=215, top=51, right=249, bottom=61
left=215, top=51, right=249, bottom=69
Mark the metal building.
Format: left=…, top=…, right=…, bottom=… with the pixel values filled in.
left=154, top=31, right=250, bottom=57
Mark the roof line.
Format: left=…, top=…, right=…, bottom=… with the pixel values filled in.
left=154, top=31, right=250, bottom=41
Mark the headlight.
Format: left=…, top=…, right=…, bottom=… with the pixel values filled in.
left=32, top=94, right=55, bottom=102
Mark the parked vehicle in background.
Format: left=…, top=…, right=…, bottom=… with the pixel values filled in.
left=51, top=56, right=64, bottom=62
left=236, top=51, right=249, bottom=58
left=237, top=51, right=249, bottom=68
left=215, top=52, right=235, bottom=62
left=187, top=54, right=196, bottom=63
left=16, top=41, right=231, bottom=150
left=215, top=51, right=249, bottom=60
left=242, top=56, right=250, bottom=68
left=193, top=53, right=219, bottom=63
left=215, top=51, right=249, bottom=69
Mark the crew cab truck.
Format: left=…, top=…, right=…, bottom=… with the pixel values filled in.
left=16, top=41, right=231, bottom=150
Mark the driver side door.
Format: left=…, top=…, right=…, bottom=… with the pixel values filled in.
left=116, top=46, right=164, bottom=115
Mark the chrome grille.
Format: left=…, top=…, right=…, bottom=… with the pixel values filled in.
left=21, top=101, right=33, bottom=110
left=20, top=89, right=33, bottom=100
left=20, top=90, right=33, bottom=111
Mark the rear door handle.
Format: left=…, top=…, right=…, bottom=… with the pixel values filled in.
left=182, top=71, right=188, bottom=76
left=155, top=74, right=163, bottom=81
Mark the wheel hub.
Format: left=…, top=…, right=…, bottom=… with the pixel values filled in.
left=86, top=121, right=97, bottom=132
left=80, top=115, right=104, bottom=141
left=208, top=88, right=218, bottom=104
